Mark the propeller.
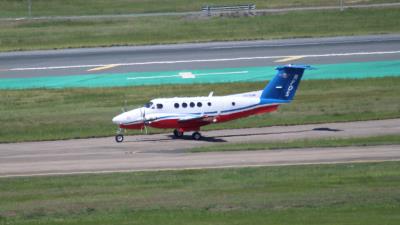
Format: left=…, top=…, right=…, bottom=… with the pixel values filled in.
left=116, top=99, right=128, bottom=135
left=140, top=108, right=148, bottom=134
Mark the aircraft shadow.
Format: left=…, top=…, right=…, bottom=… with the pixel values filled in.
left=129, top=135, right=227, bottom=143
left=169, top=135, right=227, bottom=142
left=312, top=127, right=342, bottom=132
left=130, top=126, right=342, bottom=143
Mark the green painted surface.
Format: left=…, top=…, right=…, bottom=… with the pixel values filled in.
left=1, top=60, right=400, bottom=89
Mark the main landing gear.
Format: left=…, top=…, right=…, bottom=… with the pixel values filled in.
left=173, top=129, right=202, bottom=140
left=115, top=128, right=203, bottom=143
left=173, top=129, right=184, bottom=138
left=192, top=132, right=202, bottom=140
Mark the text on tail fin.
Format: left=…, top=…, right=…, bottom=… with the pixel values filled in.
left=261, top=64, right=312, bottom=101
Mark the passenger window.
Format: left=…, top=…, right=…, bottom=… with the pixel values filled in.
left=174, top=103, right=179, bottom=108
left=190, top=102, right=195, bottom=107
left=197, top=102, right=202, bottom=107
left=182, top=103, right=188, bottom=108
left=207, top=102, right=211, bottom=106
left=156, top=103, right=163, bottom=109
left=232, top=102, right=236, bottom=106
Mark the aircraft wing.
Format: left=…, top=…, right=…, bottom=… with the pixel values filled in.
left=177, top=114, right=216, bottom=124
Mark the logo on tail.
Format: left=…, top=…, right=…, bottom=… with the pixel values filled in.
left=285, top=74, right=299, bottom=98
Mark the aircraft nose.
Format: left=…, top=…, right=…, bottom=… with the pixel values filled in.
left=112, top=114, right=124, bottom=124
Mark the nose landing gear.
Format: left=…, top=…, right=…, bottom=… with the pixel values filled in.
left=115, top=128, right=124, bottom=143
left=115, top=134, right=124, bottom=143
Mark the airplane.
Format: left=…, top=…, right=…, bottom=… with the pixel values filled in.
left=112, top=64, right=312, bottom=142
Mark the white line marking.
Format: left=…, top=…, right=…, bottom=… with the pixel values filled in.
left=8, top=50, right=400, bottom=71
left=127, top=74, right=179, bottom=80
left=179, top=72, right=196, bottom=79
left=127, top=71, right=248, bottom=80
left=196, top=71, right=248, bottom=76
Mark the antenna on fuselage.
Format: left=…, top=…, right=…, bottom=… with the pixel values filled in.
left=121, top=99, right=128, bottom=112
left=208, top=91, right=214, bottom=97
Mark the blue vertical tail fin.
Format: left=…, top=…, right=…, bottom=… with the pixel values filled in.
left=261, top=65, right=312, bottom=102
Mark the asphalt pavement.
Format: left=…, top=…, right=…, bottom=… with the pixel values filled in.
left=1, top=119, right=399, bottom=177
left=1, top=34, right=400, bottom=79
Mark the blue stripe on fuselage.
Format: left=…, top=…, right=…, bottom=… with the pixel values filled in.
left=124, top=100, right=284, bottom=125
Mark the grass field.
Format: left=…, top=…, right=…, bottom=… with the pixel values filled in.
left=0, top=0, right=396, bottom=17
left=0, top=77, right=399, bottom=143
left=0, top=162, right=399, bottom=225
left=1, top=7, right=400, bottom=51
left=189, top=135, right=400, bottom=152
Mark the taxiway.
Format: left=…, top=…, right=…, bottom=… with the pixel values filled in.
left=1, top=119, right=399, bottom=177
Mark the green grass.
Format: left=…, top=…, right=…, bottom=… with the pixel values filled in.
left=0, top=162, right=399, bottom=224
left=1, top=8, right=400, bottom=51
left=189, top=135, right=400, bottom=152
left=0, top=0, right=396, bottom=17
left=0, top=77, right=399, bottom=143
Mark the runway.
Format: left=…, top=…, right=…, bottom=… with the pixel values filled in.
left=1, top=119, right=399, bottom=178
left=1, top=34, right=400, bottom=79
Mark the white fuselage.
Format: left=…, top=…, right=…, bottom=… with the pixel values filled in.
left=112, top=90, right=279, bottom=131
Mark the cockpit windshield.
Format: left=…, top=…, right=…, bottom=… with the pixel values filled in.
left=144, top=102, right=154, bottom=108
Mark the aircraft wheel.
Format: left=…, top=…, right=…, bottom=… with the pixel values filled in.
left=173, top=129, right=184, bottom=138
left=192, top=132, right=202, bottom=140
left=115, top=134, right=124, bottom=143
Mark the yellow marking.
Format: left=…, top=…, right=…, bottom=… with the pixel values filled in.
left=88, top=64, right=119, bottom=72
left=274, top=56, right=304, bottom=63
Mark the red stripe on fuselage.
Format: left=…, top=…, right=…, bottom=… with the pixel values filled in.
left=121, top=104, right=278, bottom=130
left=218, top=104, right=278, bottom=123
left=149, top=118, right=210, bottom=131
